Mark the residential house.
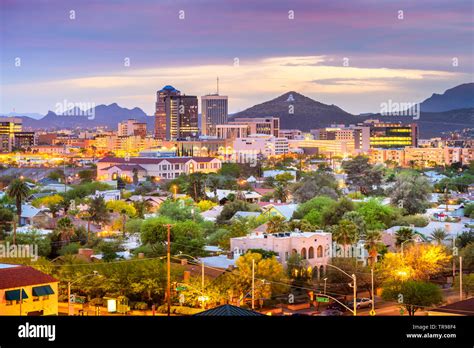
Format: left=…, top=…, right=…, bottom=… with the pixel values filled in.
left=0, top=264, right=58, bottom=316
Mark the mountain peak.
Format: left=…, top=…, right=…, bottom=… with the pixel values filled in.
left=421, top=82, right=474, bottom=112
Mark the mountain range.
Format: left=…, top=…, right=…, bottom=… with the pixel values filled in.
left=1, top=83, right=473, bottom=137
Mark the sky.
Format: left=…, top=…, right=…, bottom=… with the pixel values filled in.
left=0, top=0, right=473, bottom=116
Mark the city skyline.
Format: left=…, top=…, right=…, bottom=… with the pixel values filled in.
left=1, top=0, right=473, bottom=115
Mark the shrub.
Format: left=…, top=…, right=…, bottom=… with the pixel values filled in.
left=394, top=214, right=429, bottom=227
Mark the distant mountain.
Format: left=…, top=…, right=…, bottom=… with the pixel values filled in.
left=420, top=83, right=474, bottom=112
left=3, top=112, right=44, bottom=120
left=5, top=103, right=152, bottom=130
left=230, top=91, right=354, bottom=130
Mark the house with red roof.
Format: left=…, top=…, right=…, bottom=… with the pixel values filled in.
left=97, top=156, right=221, bottom=181
left=0, top=264, right=59, bottom=316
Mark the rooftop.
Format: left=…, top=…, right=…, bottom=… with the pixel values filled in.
left=0, top=265, right=58, bottom=289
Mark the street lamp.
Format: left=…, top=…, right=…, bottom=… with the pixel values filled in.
left=67, top=271, right=100, bottom=316
left=323, top=278, right=328, bottom=295
left=325, top=264, right=357, bottom=316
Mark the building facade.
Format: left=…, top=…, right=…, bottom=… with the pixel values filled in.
left=229, top=117, right=280, bottom=137
left=231, top=231, right=332, bottom=276
left=201, top=94, right=228, bottom=136
left=97, top=156, right=222, bottom=181
left=118, top=119, right=147, bottom=137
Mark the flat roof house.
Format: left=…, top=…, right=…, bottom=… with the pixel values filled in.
left=0, top=264, right=59, bottom=316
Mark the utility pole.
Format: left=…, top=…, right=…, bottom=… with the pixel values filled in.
left=12, top=218, right=17, bottom=246
left=167, top=224, right=171, bottom=316
left=352, top=274, right=357, bottom=316
left=452, top=236, right=456, bottom=278
left=459, top=256, right=463, bottom=301
left=251, top=258, right=255, bottom=310
left=371, top=268, right=375, bottom=314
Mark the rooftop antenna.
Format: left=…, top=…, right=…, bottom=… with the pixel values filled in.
left=216, top=76, right=219, bottom=95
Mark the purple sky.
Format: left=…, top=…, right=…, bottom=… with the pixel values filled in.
left=1, top=0, right=473, bottom=115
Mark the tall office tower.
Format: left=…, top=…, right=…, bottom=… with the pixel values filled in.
left=177, top=95, right=199, bottom=139
left=155, top=85, right=180, bottom=140
left=201, top=79, right=228, bottom=136
left=361, top=119, right=418, bottom=149
left=0, top=117, right=35, bottom=152
left=154, top=85, right=199, bottom=140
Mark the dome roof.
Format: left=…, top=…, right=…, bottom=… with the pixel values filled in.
left=160, top=85, right=179, bottom=93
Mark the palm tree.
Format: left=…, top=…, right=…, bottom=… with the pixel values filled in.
left=132, top=199, right=152, bottom=218
left=364, top=229, right=382, bottom=267
left=331, top=219, right=359, bottom=257
left=395, top=227, right=415, bottom=247
left=266, top=216, right=287, bottom=234
left=7, top=179, right=30, bottom=225
left=429, top=228, right=448, bottom=245
left=55, top=217, right=75, bottom=242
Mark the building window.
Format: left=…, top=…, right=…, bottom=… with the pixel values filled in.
left=317, top=245, right=323, bottom=258
left=301, top=247, right=307, bottom=259
left=308, top=247, right=314, bottom=259
left=6, top=300, right=12, bottom=306
left=33, top=296, right=39, bottom=302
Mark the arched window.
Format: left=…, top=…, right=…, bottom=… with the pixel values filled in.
left=308, top=247, right=314, bottom=259
left=292, top=249, right=297, bottom=255
left=301, top=248, right=307, bottom=259
left=317, top=245, right=323, bottom=258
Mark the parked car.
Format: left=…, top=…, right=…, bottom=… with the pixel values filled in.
left=347, top=298, right=372, bottom=309
left=320, top=309, right=343, bottom=316
left=327, top=302, right=347, bottom=312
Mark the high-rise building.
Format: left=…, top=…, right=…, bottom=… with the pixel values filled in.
left=201, top=94, right=228, bottom=136
left=361, top=119, right=418, bottom=149
left=0, top=117, right=35, bottom=152
left=118, top=119, right=147, bottom=137
left=154, top=85, right=198, bottom=140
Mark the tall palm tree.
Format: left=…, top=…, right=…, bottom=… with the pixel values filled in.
left=266, top=216, right=287, bottom=234
left=429, top=228, right=448, bottom=245
left=395, top=227, right=415, bottom=247
left=364, top=229, right=382, bottom=267
left=331, top=219, right=359, bottom=257
left=7, top=179, right=30, bottom=224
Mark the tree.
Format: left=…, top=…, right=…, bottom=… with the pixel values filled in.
left=390, top=172, right=432, bottom=215
left=266, top=216, right=287, bottom=234
left=395, top=227, right=415, bottom=247
left=218, top=163, right=242, bottom=178
left=132, top=168, right=139, bottom=186
left=78, top=169, right=95, bottom=183
left=0, top=208, right=14, bottom=239
left=6, top=229, right=52, bottom=256
left=342, top=211, right=366, bottom=236
left=454, top=274, right=474, bottom=298
left=356, top=199, right=399, bottom=230
left=227, top=252, right=287, bottom=307
left=158, top=199, right=201, bottom=222
left=382, top=281, right=442, bottom=316
left=47, top=169, right=65, bottom=182
left=460, top=242, right=474, bottom=271
left=331, top=219, right=359, bottom=257
left=187, top=173, right=206, bottom=201
left=363, top=229, right=382, bottom=267
left=322, top=197, right=355, bottom=227
left=106, top=200, right=136, bottom=217
left=216, top=200, right=260, bottom=224
left=293, top=196, right=336, bottom=220
left=272, top=173, right=294, bottom=203
left=380, top=244, right=451, bottom=281
left=132, top=199, right=152, bottom=218
left=429, top=228, right=448, bottom=245
left=54, top=217, right=75, bottom=243
left=291, top=172, right=339, bottom=203
left=456, top=231, right=474, bottom=249
left=286, top=253, right=310, bottom=280
left=196, top=200, right=216, bottom=212
left=342, top=156, right=383, bottom=195
left=140, top=216, right=174, bottom=254
left=7, top=179, right=30, bottom=224
left=88, top=196, right=110, bottom=225
left=218, top=218, right=253, bottom=250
